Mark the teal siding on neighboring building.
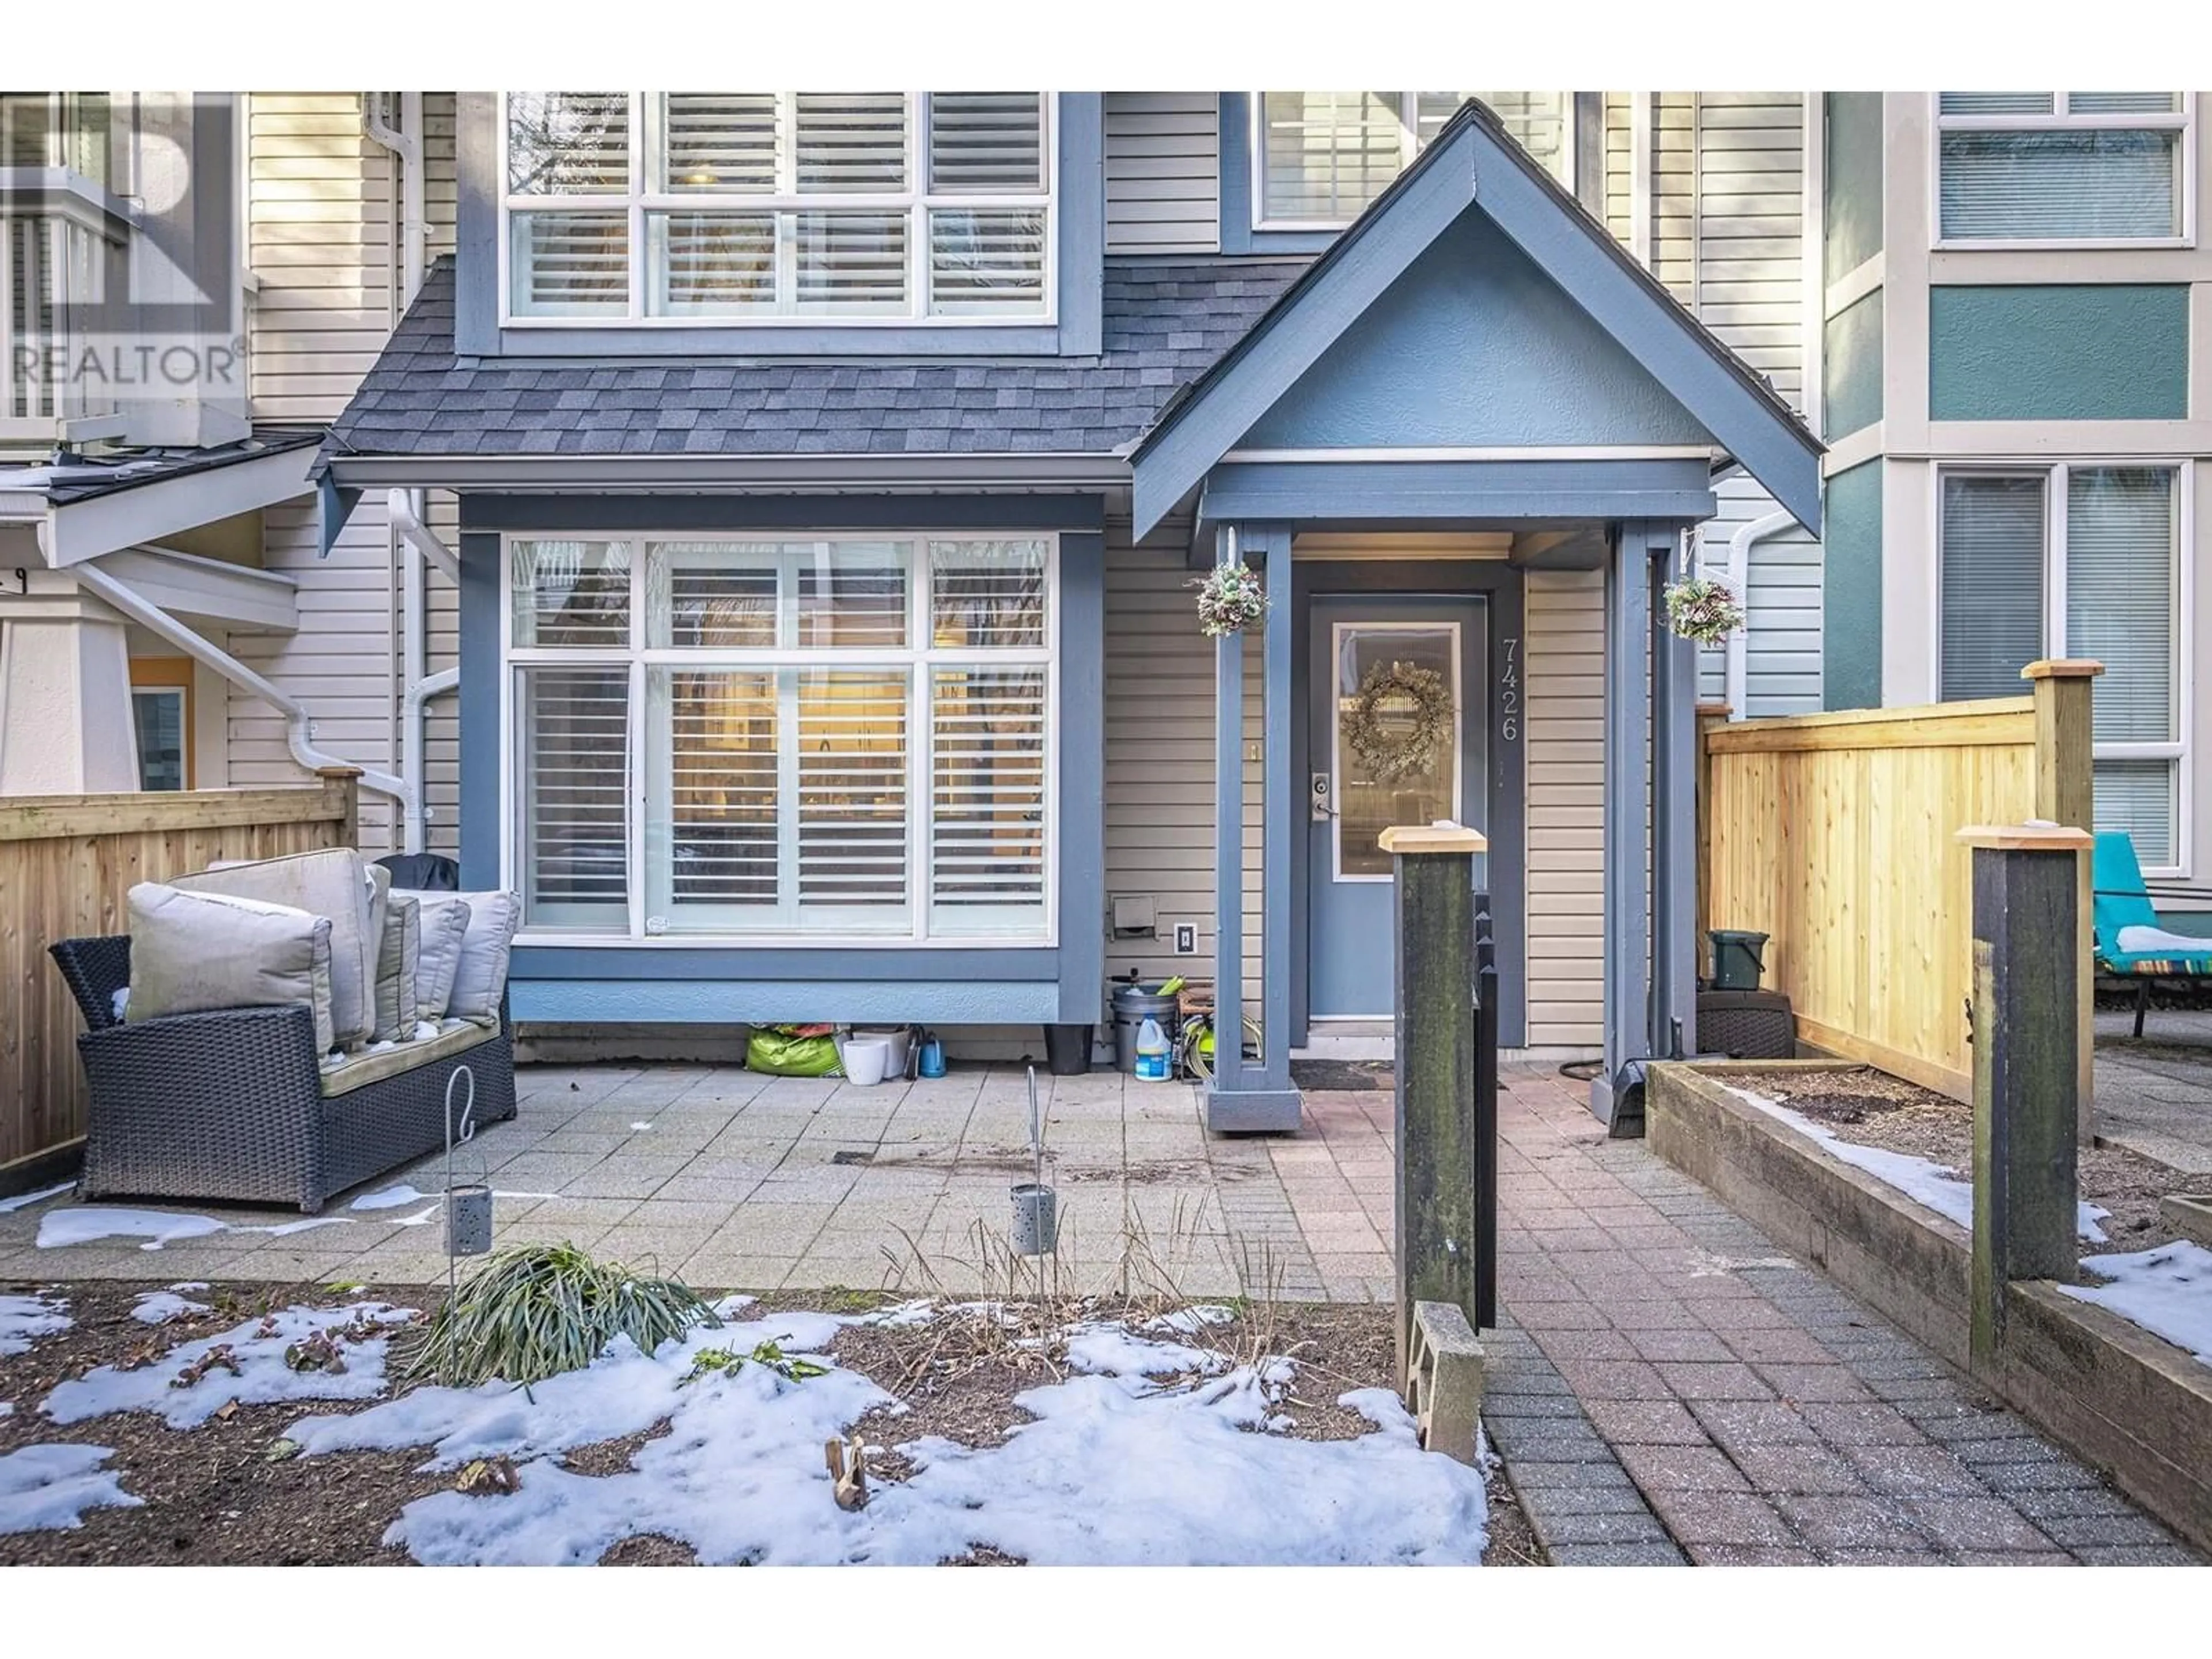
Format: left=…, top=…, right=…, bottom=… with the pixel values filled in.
left=1822, top=460, right=1883, bottom=710
left=1928, top=285, right=2189, bottom=422
left=1822, top=290, right=1883, bottom=440
left=1823, top=93, right=1883, bottom=285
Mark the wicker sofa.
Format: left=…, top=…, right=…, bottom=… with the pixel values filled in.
left=50, top=935, right=517, bottom=1214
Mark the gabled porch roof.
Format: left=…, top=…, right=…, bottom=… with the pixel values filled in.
left=1128, top=100, right=1824, bottom=541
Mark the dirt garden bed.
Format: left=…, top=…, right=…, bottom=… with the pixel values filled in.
left=0, top=1279, right=1535, bottom=1567
left=1718, top=1066, right=2180, bottom=1247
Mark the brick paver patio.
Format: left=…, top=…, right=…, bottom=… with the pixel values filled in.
left=0, top=1055, right=2199, bottom=1565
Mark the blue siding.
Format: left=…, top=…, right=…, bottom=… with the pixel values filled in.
left=1928, top=285, right=2189, bottom=422
left=457, top=494, right=1106, bottom=1025
left=1822, top=460, right=1883, bottom=710
left=1822, top=290, right=1883, bottom=441
left=1240, top=213, right=1715, bottom=450
left=1197, top=457, right=1717, bottom=527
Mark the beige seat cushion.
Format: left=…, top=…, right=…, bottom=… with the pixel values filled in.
left=317, top=1014, right=497, bottom=1098
left=126, top=882, right=337, bottom=1054
left=375, top=894, right=421, bottom=1041
left=175, top=849, right=378, bottom=1049
left=412, top=897, right=472, bottom=1021
left=407, top=890, right=520, bottom=1027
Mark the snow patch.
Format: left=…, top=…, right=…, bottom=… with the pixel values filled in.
left=0, top=1445, right=141, bottom=1534
left=351, top=1184, right=429, bottom=1210
left=43, top=1302, right=418, bottom=1429
left=1724, top=1086, right=2111, bottom=1241
left=2062, top=1241, right=2212, bottom=1365
left=629, top=1122, right=653, bottom=1132
left=1063, top=1323, right=1222, bottom=1381
left=0, top=1181, right=74, bottom=1214
left=36, top=1209, right=229, bottom=1251
left=130, top=1290, right=211, bottom=1326
left=1, top=1292, right=71, bottom=1357
left=1142, top=1304, right=1236, bottom=1336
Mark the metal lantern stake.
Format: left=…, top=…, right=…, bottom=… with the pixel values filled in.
left=1010, top=1064, right=1059, bottom=1256
left=442, top=1065, right=494, bottom=1376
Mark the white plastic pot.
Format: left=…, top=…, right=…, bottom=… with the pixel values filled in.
left=853, top=1025, right=910, bottom=1077
left=840, top=1037, right=891, bottom=1088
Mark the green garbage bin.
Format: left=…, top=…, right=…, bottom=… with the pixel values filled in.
left=1709, top=930, right=1769, bottom=991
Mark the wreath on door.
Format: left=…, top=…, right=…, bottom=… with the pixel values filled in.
left=1343, top=660, right=1454, bottom=786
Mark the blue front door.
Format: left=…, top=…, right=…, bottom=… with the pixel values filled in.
left=1308, top=597, right=1489, bottom=1018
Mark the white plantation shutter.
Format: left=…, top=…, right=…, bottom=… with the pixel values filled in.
left=507, top=93, right=629, bottom=193
left=794, top=93, right=908, bottom=192
left=930, top=539, right=1047, bottom=647
left=931, top=668, right=1048, bottom=934
left=795, top=543, right=909, bottom=647
left=660, top=93, right=778, bottom=191
left=648, top=212, right=775, bottom=314
left=929, top=210, right=1046, bottom=315
left=1261, top=92, right=1403, bottom=222
left=512, top=541, right=630, bottom=647
left=519, top=666, right=630, bottom=931
left=508, top=211, right=628, bottom=316
left=929, top=93, right=1044, bottom=192
left=794, top=211, right=908, bottom=313
left=1940, top=475, right=2046, bottom=700
left=650, top=668, right=780, bottom=926
left=798, top=671, right=909, bottom=918
left=649, top=541, right=779, bottom=647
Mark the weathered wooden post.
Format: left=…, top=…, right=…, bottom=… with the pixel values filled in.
left=316, top=764, right=363, bottom=851
left=2022, top=660, right=2102, bottom=1143
left=1383, top=823, right=1486, bottom=1370
left=1957, top=823, right=2090, bottom=1370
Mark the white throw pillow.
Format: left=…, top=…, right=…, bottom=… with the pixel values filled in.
left=404, top=889, right=520, bottom=1027
left=173, top=849, right=378, bottom=1050
left=374, top=894, right=422, bottom=1041
left=126, top=882, right=337, bottom=1054
left=411, top=897, right=472, bottom=1022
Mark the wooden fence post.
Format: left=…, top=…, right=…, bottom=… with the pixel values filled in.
left=1958, top=824, right=2090, bottom=1369
left=315, top=766, right=363, bottom=851
left=1382, top=823, right=1487, bottom=1378
left=1694, top=702, right=1730, bottom=982
left=2023, top=659, right=2102, bottom=1143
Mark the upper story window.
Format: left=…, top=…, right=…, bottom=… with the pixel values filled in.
left=502, top=92, right=1054, bottom=325
left=1253, top=92, right=1568, bottom=229
left=1936, top=93, right=2192, bottom=245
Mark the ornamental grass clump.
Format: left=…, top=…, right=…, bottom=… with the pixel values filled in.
left=404, top=1242, right=720, bottom=1388
left=1662, top=574, right=1747, bottom=646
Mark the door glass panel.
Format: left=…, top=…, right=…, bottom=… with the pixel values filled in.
left=1332, top=623, right=1459, bottom=879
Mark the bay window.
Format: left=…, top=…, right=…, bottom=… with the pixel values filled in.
left=502, top=92, right=1053, bottom=323
left=1938, top=464, right=2186, bottom=868
left=1936, top=93, right=2191, bottom=244
left=509, top=534, right=1057, bottom=942
left=1253, top=92, right=1570, bottom=228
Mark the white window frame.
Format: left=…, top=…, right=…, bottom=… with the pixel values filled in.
left=1249, top=92, right=1575, bottom=232
left=499, top=530, right=1061, bottom=947
left=497, top=92, right=1058, bottom=328
left=1932, top=460, right=2194, bottom=876
left=1929, top=92, right=2196, bottom=252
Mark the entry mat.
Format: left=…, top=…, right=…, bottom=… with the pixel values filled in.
left=1289, top=1059, right=1395, bottom=1092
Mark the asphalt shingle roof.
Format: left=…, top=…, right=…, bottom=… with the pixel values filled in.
left=324, top=256, right=1309, bottom=462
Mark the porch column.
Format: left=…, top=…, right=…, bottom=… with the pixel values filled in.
left=1651, top=530, right=1699, bottom=1063
left=0, top=581, right=141, bottom=795
left=1594, top=524, right=1660, bottom=1124
left=1207, top=521, right=1301, bottom=1132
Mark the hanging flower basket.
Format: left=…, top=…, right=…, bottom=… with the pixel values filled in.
left=1191, top=562, right=1267, bottom=637
left=1343, top=660, right=1455, bottom=786
left=1662, top=575, right=1747, bottom=647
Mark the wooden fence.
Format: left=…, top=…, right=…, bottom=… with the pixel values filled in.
left=1698, top=663, right=2098, bottom=1105
left=0, top=769, right=359, bottom=1179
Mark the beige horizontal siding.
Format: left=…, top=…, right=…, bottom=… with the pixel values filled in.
left=1524, top=566, right=1605, bottom=1048
left=1105, top=92, right=1219, bottom=255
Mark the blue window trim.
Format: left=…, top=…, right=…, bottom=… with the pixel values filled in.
left=455, top=94, right=1103, bottom=360
left=1217, top=93, right=1343, bottom=255
left=456, top=492, right=1105, bottom=1026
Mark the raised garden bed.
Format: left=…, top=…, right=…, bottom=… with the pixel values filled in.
left=1649, top=1059, right=2212, bottom=1555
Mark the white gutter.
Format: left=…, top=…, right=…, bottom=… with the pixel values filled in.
left=387, top=486, right=460, bottom=583
left=73, top=560, right=406, bottom=802
left=361, top=93, right=426, bottom=306
left=1721, top=509, right=1796, bottom=720
left=385, top=487, right=459, bottom=853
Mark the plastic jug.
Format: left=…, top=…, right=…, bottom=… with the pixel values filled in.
left=1133, top=1016, right=1171, bottom=1082
left=918, top=1033, right=947, bottom=1079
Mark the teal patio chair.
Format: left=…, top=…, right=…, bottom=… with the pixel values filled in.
left=2092, top=830, right=2212, bottom=1037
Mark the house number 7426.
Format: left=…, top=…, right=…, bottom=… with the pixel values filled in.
left=1498, top=635, right=1520, bottom=743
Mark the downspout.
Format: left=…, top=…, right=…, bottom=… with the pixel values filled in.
left=387, top=488, right=460, bottom=853
left=1722, top=509, right=1796, bottom=720
left=73, top=560, right=406, bottom=802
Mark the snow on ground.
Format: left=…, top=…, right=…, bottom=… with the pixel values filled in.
left=32, top=1193, right=561, bottom=1251
left=351, top=1185, right=430, bottom=1211
left=1143, top=1304, right=1236, bottom=1335
left=129, top=1289, right=212, bottom=1325
left=43, top=1302, right=419, bottom=1429
left=289, top=1306, right=1486, bottom=1567
left=1725, top=1086, right=2112, bottom=1241
left=0, top=1181, right=74, bottom=1214
left=1, top=1292, right=71, bottom=1357
left=2062, top=1241, right=2212, bottom=1365
left=0, top=1445, right=141, bottom=1534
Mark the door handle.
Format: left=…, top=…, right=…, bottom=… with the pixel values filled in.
left=1310, top=771, right=1336, bottom=821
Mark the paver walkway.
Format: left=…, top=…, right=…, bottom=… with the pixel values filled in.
left=0, top=1055, right=2200, bottom=1565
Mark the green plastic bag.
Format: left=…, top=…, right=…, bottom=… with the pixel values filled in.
left=745, top=1026, right=844, bottom=1077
